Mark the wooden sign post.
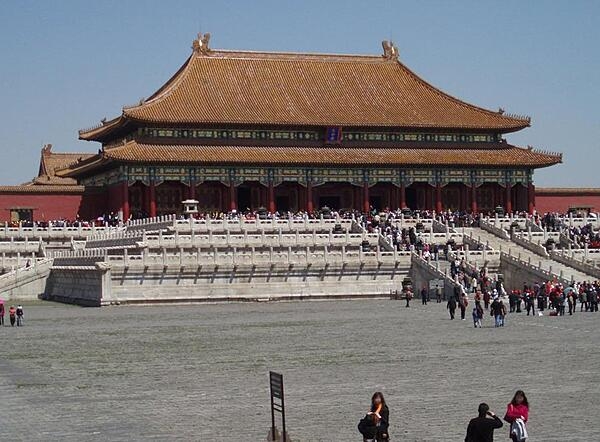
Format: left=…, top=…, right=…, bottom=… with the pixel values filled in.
left=269, top=371, right=287, bottom=442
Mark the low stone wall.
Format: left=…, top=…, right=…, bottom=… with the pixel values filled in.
left=410, top=254, right=461, bottom=299
left=106, top=261, right=410, bottom=304
left=44, top=265, right=111, bottom=307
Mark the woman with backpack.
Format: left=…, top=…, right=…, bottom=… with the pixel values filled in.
left=504, top=390, right=529, bottom=441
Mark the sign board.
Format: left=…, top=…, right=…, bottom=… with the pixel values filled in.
left=269, top=371, right=287, bottom=441
left=325, top=126, right=342, bottom=144
left=429, top=279, right=445, bottom=290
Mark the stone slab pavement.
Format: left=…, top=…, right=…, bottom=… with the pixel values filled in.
left=0, top=299, right=598, bottom=441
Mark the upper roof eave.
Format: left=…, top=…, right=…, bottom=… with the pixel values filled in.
left=78, top=115, right=126, bottom=141
left=80, top=40, right=532, bottom=137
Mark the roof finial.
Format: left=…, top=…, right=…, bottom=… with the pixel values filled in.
left=382, top=40, right=399, bottom=60
left=192, top=32, right=211, bottom=54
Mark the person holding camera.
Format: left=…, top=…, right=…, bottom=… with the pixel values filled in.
left=465, top=403, right=503, bottom=442
left=358, top=392, right=389, bottom=441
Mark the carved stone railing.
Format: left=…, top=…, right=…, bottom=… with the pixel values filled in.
left=54, top=244, right=413, bottom=269
left=550, top=249, right=600, bottom=280
left=501, top=251, right=572, bottom=286
left=479, top=218, right=510, bottom=240
left=510, top=232, right=550, bottom=258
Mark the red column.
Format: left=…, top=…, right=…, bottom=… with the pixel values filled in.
left=400, top=183, right=406, bottom=209
left=471, top=184, right=478, bottom=214
left=363, top=182, right=370, bottom=213
left=149, top=182, right=157, bottom=217
left=528, top=183, right=535, bottom=214
left=121, top=181, right=130, bottom=221
left=189, top=180, right=196, bottom=200
left=268, top=181, right=276, bottom=213
left=435, top=183, right=442, bottom=213
left=229, top=182, right=237, bottom=211
left=505, top=184, right=512, bottom=214
left=144, top=184, right=151, bottom=217
left=306, top=182, right=313, bottom=213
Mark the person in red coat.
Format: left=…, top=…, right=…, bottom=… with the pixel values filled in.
left=504, top=390, right=529, bottom=441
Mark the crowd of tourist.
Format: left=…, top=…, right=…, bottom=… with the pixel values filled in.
left=529, top=212, right=600, bottom=249
left=564, top=223, right=600, bottom=249
left=10, top=213, right=122, bottom=228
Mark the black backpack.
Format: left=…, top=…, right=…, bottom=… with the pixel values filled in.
left=358, top=414, right=377, bottom=439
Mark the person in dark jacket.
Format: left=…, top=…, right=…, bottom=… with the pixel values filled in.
left=368, top=392, right=389, bottom=441
left=490, top=297, right=504, bottom=327
left=447, top=296, right=457, bottom=320
left=465, top=403, right=503, bottom=442
left=421, top=286, right=428, bottom=305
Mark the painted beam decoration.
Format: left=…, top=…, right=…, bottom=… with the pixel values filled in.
left=135, top=127, right=501, bottom=144
left=80, top=165, right=532, bottom=188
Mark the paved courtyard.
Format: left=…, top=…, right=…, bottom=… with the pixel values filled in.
left=0, top=299, right=598, bottom=441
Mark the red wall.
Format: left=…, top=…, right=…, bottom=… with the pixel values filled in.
left=535, top=194, right=600, bottom=214
left=0, top=187, right=597, bottom=222
left=0, top=193, right=84, bottom=222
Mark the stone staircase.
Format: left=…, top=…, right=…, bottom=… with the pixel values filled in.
left=471, top=224, right=594, bottom=284
left=0, top=259, right=53, bottom=300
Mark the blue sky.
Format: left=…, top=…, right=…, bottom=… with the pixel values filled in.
left=0, top=0, right=598, bottom=186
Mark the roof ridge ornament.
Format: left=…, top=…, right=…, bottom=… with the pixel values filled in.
left=382, top=40, right=399, bottom=60
left=192, top=32, right=211, bottom=55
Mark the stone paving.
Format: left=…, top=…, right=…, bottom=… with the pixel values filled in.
left=0, top=299, right=599, bottom=441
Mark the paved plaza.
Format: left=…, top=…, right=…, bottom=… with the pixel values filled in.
left=0, top=299, right=598, bottom=441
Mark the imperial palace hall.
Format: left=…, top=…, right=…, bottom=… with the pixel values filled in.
left=4, top=35, right=563, bottom=222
